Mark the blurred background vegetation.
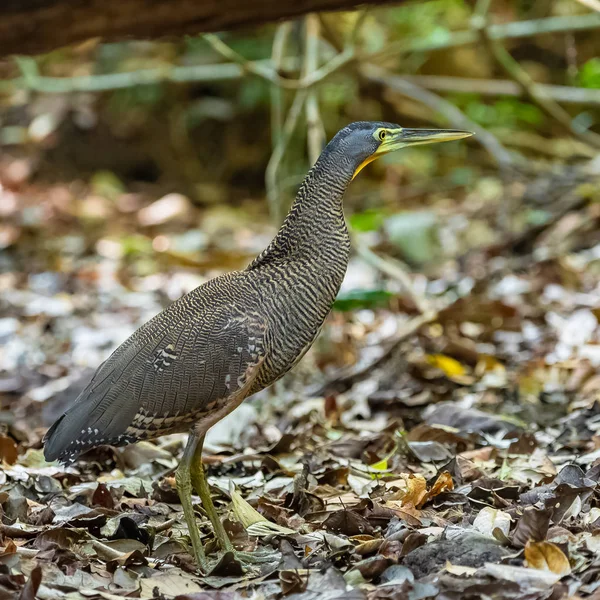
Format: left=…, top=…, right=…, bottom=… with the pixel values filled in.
left=0, top=0, right=600, bottom=410
left=1, top=0, right=599, bottom=260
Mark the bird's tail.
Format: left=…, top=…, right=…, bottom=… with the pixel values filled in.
left=43, top=400, right=94, bottom=464
left=43, top=386, right=137, bottom=464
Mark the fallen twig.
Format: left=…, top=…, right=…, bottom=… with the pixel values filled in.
left=0, top=545, right=39, bottom=557
left=90, top=539, right=128, bottom=560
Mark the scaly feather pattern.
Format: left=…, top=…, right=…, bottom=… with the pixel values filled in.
left=44, top=122, right=366, bottom=464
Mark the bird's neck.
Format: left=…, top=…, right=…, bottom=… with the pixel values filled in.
left=250, top=150, right=353, bottom=268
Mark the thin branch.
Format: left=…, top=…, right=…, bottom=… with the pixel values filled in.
left=270, top=23, right=291, bottom=149
left=370, top=12, right=600, bottom=62
left=480, top=23, right=600, bottom=150
left=401, top=75, right=600, bottom=106
left=0, top=58, right=247, bottom=94
left=203, top=34, right=288, bottom=87
left=347, top=10, right=370, bottom=48
left=492, top=128, right=597, bottom=158
left=265, top=89, right=308, bottom=223
left=301, top=46, right=355, bottom=87
left=305, top=14, right=326, bottom=166
left=573, top=0, right=600, bottom=12
left=361, top=64, right=515, bottom=167
left=203, top=32, right=355, bottom=91
left=2, top=14, right=598, bottom=96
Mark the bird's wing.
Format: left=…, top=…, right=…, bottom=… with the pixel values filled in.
left=43, top=300, right=267, bottom=463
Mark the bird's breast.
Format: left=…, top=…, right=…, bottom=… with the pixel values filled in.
left=252, top=250, right=348, bottom=386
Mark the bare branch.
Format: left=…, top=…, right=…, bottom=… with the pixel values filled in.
left=2, top=13, right=599, bottom=96
left=361, top=64, right=515, bottom=167
left=480, top=24, right=600, bottom=150
left=265, top=90, right=308, bottom=223
left=573, top=0, right=600, bottom=12
left=371, top=12, right=600, bottom=62
left=270, top=24, right=292, bottom=149
left=0, top=0, right=406, bottom=57
left=305, top=15, right=326, bottom=166
left=401, top=75, right=600, bottom=106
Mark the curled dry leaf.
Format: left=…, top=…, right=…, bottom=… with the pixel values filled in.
left=418, top=472, right=454, bottom=508
left=524, top=541, right=571, bottom=577
left=230, top=485, right=295, bottom=536
left=472, top=507, right=512, bottom=538
left=18, top=566, right=42, bottom=600
left=386, top=474, right=427, bottom=507
left=512, top=507, right=552, bottom=548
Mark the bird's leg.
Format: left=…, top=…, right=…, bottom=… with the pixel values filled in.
left=190, top=434, right=234, bottom=554
left=190, top=435, right=268, bottom=569
left=175, top=433, right=209, bottom=571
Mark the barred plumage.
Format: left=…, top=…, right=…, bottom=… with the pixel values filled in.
left=44, top=121, right=472, bottom=465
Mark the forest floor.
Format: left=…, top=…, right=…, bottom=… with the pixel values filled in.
left=1, top=158, right=600, bottom=600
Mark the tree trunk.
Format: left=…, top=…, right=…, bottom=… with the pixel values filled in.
left=0, top=0, right=405, bottom=57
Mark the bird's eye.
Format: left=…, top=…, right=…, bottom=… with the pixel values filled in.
left=379, top=130, right=387, bottom=141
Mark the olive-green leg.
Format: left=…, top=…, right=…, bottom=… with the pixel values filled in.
left=190, top=434, right=234, bottom=553
left=175, top=433, right=210, bottom=572
left=189, top=437, right=268, bottom=570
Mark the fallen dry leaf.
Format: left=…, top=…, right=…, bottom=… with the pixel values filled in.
left=524, top=541, right=571, bottom=577
left=419, top=471, right=454, bottom=508
left=473, top=506, right=512, bottom=538
left=0, top=435, right=18, bottom=464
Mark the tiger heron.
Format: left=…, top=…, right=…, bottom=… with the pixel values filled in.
left=44, top=122, right=472, bottom=571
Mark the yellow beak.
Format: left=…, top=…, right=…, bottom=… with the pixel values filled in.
left=353, top=128, right=473, bottom=179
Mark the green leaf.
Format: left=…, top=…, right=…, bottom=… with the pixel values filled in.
left=578, top=58, right=600, bottom=89
left=333, top=289, right=394, bottom=312
left=349, top=209, right=386, bottom=232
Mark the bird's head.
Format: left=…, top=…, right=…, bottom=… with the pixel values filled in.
left=326, top=121, right=473, bottom=180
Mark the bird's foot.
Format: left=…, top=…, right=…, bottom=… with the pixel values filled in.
left=232, top=548, right=277, bottom=565
left=191, top=547, right=211, bottom=575
left=198, top=547, right=279, bottom=577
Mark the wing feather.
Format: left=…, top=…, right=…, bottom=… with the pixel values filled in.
left=44, top=288, right=267, bottom=463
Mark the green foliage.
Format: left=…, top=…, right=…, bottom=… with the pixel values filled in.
left=455, top=94, right=544, bottom=128
left=578, top=58, right=600, bottom=89
left=119, top=234, right=154, bottom=258
left=107, top=84, right=165, bottom=115
left=525, top=208, right=552, bottom=226
left=238, top=78, right=270, bottom=110
left=388, top=0, right=468, bottom=38
left=449, top=166, right=475, bottom=186
left=349, top=209, right=387, bottom=232
left=321, top=80, right=360, bottom=113
left=333, top=289, right=395, bottom=312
